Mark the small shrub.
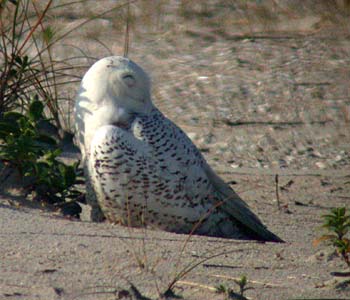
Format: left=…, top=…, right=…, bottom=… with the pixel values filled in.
left=314, top=207, right=350, bottom=268
left=0, top=99, right=82, bottom=205
left=215, top=275, right=251, bottom=300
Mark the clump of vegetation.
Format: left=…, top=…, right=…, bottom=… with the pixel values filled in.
left=0, top=0, right=97, bottom=214
left=0, top=99, right=82, bottom=206
left=0, top=1, right=75, bottom=131
left=314, top=207, right=350, bottom=268
left=216, top=275, right=251, bottom=300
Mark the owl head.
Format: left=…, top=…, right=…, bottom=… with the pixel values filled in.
left=74, top=56, right=154, bottom=158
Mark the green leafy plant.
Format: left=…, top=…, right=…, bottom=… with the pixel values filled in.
left=0, top=99, right=82, bottom=205
left=234, top=275, right=250, bottom=298
left=29, top=148, right=82, bottom=204
left=314, top=207, right=350, bottom=268
left=0, top=98, right=55, bottom=172
left=215, top=275, right=251, bottom=300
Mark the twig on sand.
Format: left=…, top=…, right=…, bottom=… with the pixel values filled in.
left=275, top=174, right=281, bottom=210
left=207, top=273, right=285, bottom=288
left=176, top=280, right=217, bottom=291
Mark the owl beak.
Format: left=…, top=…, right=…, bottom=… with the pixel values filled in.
left=142, top=99, right=153, bottom=115
left=112, top=120, right=131, bottom=129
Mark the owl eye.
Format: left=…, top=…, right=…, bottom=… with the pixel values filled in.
left=122, top=74, right=136, bottom=87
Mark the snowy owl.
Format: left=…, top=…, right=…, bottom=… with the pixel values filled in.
left=74, top=56, right=282, bottom=242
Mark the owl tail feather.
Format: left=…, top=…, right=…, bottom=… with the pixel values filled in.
left=204, top=164, right=284, bottom=243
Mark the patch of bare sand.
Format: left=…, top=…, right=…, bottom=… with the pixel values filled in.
left=1, top=171, right=349, bottom=300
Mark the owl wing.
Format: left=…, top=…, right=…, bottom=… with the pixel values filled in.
left=202, top=162, right=283, bottom=242
left=160, top=116, right=283, bottom=242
